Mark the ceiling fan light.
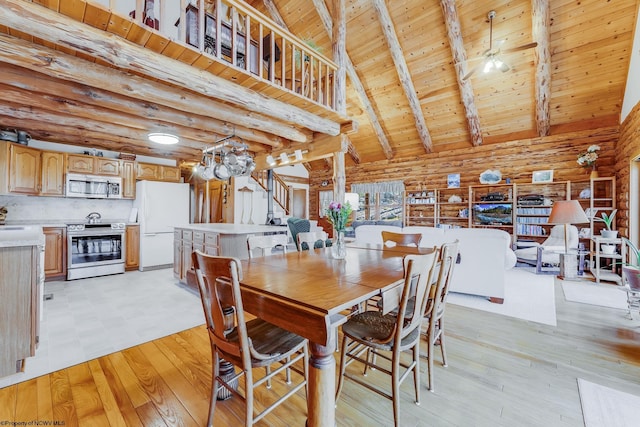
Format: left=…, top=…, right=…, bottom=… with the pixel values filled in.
left=148, top=132, right=179, bottom=145
left=483, top=60, right=494, bottom=73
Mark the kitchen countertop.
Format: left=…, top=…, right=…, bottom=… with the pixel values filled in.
left=3, top=219, right=137, bottom=227
left=177, top=223, right=287, bottom=234
left=0, top=225, right=45, bottom=248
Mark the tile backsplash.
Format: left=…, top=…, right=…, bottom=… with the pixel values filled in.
left=0, top=195, right=134, bottom=223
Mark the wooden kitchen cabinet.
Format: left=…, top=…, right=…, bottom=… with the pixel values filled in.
left=43, top=227, right=66, bottom=280
left=96, top=158, right=121, bottom=176
left=9, top=144, right=41, bottom=195
left=136, top=162, right=181, bottom=182
left=40, top=151, right=65, bottom=196
left=67, top=153, right=121, bottom=176
left=160, top=165, right=181, bottom=182
left=125, top=224, right=140, bottom=270
left=121, top=160, right=136, bottom=199
left=66, top=153, right=95, bottom=174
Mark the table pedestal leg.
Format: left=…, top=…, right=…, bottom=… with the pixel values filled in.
left=217, top=359, right=238, bottom=400
left=307, top=341, right=336, bottom=427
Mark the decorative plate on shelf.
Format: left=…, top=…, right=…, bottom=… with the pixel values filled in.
left=448, top=195, right=462, bottom=203
left=479, top=169, right=502, bottom=184
left=579, top=188, right=591, bottom=199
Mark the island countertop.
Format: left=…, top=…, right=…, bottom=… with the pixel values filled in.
left=0, top=225, right=45, bottom=248
left=176, top=223, right=287, bottom=234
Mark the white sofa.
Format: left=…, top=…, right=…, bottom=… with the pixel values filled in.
left=354, top=225, right=517, bottom=303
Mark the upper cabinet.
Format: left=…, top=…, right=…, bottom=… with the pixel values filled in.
left=9, top=144, right=41, bottom=195
left=136, top=162, right=181, bottom=182
left=0, top=143, right=64, bottom=196
left=67, top=154, right=121, bottom=176
left=40, top=151, right=65, bottom=196
left=122, top=160, right=136, bottom=199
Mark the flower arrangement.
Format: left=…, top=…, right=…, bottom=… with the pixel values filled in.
left=325, top=201, right=353, bottom=232
left=577, top=145, right=600, bottom=168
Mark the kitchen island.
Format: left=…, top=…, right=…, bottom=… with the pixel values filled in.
left=174, top=223, right=287, bottom=288
left=0, top=225, right=44, bottom=378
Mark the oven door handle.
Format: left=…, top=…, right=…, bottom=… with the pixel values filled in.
left=68, top=229, right=125, bottom=237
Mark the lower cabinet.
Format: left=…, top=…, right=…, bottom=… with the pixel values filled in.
left=174, top=228, right=220, bottom=293
left=43, top=226, right=66, bottom=281
left=125, top=225, right=140, bottom=271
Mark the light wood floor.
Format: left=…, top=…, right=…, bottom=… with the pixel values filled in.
left=1, top=280, right=640, bottom=426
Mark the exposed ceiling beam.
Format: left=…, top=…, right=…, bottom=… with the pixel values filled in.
left=0, top=67, right=282, bottom=149
left=0, top=114, right=202, bottom=161
left=261, top=0, right=287, bottom=29
left=372, top=0, right=433, bottom=153
left=440, top=0, right=483, bottom=147
left=532, top=0, right=551, bottom=137
left=311, top=0, right=393, bottom=159
left=253, top=133, right=347, bottom=170
left=0, top=34, right=307, bottom=146
left=0, top=0, right=341, bottom=137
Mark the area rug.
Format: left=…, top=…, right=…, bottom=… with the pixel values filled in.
left=578, top=378, right=640, bottom=427
left=562, top=281, right=628, bottom=310
left=448, top=268, right=557, bottom=326
left=0, top=268, right=204, bottom=389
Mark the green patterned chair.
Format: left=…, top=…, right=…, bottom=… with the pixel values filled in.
left=287, top=217, right=332, bottom=251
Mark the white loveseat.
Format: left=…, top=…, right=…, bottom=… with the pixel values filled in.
left=354, top=225, right=517, bottom=303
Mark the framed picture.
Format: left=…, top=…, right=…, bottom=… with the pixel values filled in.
left=532, top=170, right=554, bottom=183
left=447, top=173, right=460, bottom=188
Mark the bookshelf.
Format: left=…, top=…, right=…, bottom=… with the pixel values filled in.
left=514, top=181, right=570, bottom=242
left=436, top=188, right=469, bottom=228
left=404, top=190, right=436, bottom=226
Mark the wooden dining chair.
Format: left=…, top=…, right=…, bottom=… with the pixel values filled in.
left=421, top=240, right=459, bottom=392
left=382, top=231, right=422, bottom=247
left=247, top=234, right=288, bottom=258
left=296, top=231, right=327, bottom=252
left=335, top=251, right=439, bottom=427
left=192, top=251, right=309, bottom=427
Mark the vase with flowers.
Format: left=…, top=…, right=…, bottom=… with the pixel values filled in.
left=577, top=145, right=600, bottom=178
left=325, top=201, right=352, bottom=259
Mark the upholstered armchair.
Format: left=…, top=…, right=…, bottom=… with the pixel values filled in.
left=514, top=225, right=580, bottom=274
left=287, top=217, right=332, bottom=251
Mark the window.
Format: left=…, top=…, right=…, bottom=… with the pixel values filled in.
left=352, top=181, right=404, bottom=222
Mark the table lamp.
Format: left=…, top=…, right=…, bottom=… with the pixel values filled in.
left=547, top=200, right=589, bottom=254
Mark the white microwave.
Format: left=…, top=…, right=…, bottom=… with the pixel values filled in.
left=66, top=173, right=123, bottom=199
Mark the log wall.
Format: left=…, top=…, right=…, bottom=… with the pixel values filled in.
left=616, top=102, right=640, bottom=238
left=310, top=127, right=619, bottom=219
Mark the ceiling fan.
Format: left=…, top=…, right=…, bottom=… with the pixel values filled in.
left=463, top=10, right=538, bottom=80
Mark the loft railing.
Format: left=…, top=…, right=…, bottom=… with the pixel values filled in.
left=119, top=0, right=338, bottom=110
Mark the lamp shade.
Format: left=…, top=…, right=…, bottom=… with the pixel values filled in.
left=547, top=200, right=589, bottom=225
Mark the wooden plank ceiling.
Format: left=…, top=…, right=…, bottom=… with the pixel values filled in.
left=0, top=0, right=637, bottom=171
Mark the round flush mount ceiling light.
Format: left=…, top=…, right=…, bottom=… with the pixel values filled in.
left=148, top=132, right=179, bottom=145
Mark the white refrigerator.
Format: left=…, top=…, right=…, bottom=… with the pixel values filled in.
left=133, top=180, right=189, bottom=270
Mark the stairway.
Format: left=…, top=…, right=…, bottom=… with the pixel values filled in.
left=252, top=170, right=290, bottom=215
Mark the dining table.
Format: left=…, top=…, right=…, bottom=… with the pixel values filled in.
left=237, top=243, right=436, bottom=427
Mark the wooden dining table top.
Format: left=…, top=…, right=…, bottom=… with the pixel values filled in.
left=237, top=245, right=435, bottom=345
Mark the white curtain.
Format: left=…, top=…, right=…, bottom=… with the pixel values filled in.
left=351, top=180, right=405, bottom=195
